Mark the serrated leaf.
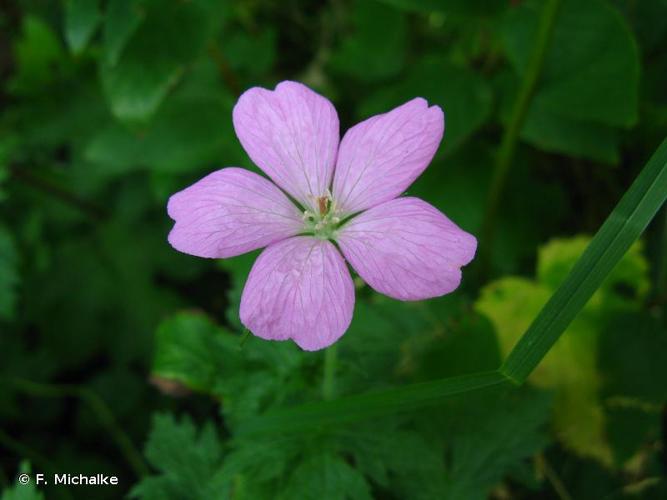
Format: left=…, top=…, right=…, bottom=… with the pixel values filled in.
left=440, top=389, right=550, bottom=500
left=341, top=421, right=447, bottom=498
left=130, top=413, right=223, bottom=500
left=152, top=311, right=310, bottom=428
left=152, top=311, right=241, bottom=395
left=279, top=452, right=372, bottom=500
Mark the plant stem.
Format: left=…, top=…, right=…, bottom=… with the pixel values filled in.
left=9, top=165, right=108, bottom=220
left=322, top=343, right=338, bottom=401
left=480, top=0, right=561, bottom=275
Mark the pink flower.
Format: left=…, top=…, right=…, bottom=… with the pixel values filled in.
left=167, top=81, right=476, bottom=351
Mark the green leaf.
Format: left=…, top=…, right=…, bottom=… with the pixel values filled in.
left=503, top=0, right=640, bottom=161
left=85, top=87, right=238, bottom=175
left=520, top=100, right=621, bottom=164
left=342, top=422, right=447, bottom=498
left=279, top=452, right=372, bottom=500
left=439, top=390, right=550, bottom=500
left=599, top=313, right=667, bottom=404
left=103, top=0, right=146, bottom=66
left=9, top=17, right=66, bottom=95
left=152, top=311, right=241, bottom=396
left=0, top=224, right=20, bottom=320
left=222, top=29, right=276, bottom=77
left=129, top=413, right=223, bottom=500
left=329, top=0, right=406, bottom=82
left=152, top=311, right=310, bottom=428
left=100, top=0, right=218, bottom=122
left=64, top=0, right=101, bottom=54
left=237, top=371, right=508, bottom=436
left=1, top=462, right=45, bottom=500
left=501, top=138, right=667, bottom=382
left=477, top=236, right=649, bottom=464
left=360, top=56, right=492, bottom=155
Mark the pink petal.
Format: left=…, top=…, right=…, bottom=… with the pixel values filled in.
left=337, top=197, right=476, bottom=301
left=232, top=81, right=339, bottom=210
left=332, top=98, right=444, bottom=214
left=240, top=236, right=355, bottom=351
left=167, top=168, right=303, bottom=258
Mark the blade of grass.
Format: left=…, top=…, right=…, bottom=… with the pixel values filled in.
left=237, top=370, right=508, bottom=436
left=501, top=138, right=667, bottom=383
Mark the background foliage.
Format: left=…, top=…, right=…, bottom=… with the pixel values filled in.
left=1, top=0, right=667, bottom=498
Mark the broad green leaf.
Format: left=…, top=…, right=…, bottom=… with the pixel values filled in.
left=501, top=138, right=667, bottom=382
left=100, top=0, right=219, bottom=122
left=9, top=17, right=66, bottom=95
left=0, top=225, right=20, bottom=320
left=85, top=89, right=238, bottom=175
left=477, top=236, right=649, bottom=463
left=130, top=413, right=223, bottom=500
left=279, top=452, right=372, bottom=500
left=360, top=56, right=492, bottom=155
left=103, top=0, right=146, bottom=66
left=503, top=0, right=640, bottom=162
left=519, top=100, right=621, bottom=164
left=64, top=0, right=101, bottom=54
left=329, top=0, right=406, bottom=82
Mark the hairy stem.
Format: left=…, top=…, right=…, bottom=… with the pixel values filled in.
left=480, top=0, right=561, bottom=274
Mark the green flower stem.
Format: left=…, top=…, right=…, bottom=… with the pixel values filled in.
left=480, top=0, right=561, bottom=274
left=5, top=377, right=149, bottom=478
left=322, top=343, right=338, bottom=401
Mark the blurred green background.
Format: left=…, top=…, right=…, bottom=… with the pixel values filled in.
left=1, top=0, right=667, bottom=498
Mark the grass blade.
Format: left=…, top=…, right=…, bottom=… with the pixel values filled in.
left=237, top=371, right=508, bottom=436
left=237, top=138, right=667, bottom=436
left=501, top=138, right=667, bottom=382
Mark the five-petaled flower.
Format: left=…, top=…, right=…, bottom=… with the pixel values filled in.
left=167, top=81, right=476, bottom=351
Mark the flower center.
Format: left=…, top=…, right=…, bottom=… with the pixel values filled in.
left=303, top=191, right=341, bottom=240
